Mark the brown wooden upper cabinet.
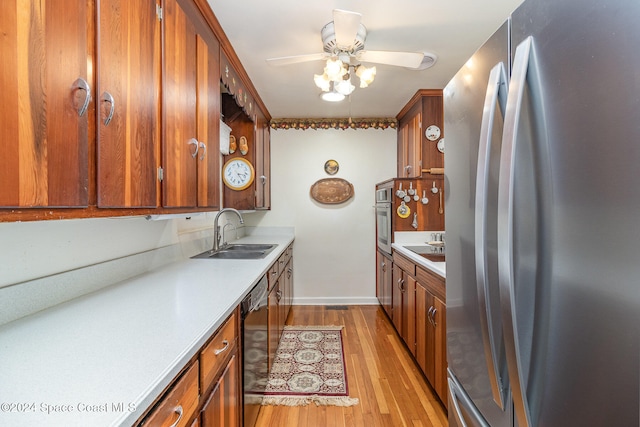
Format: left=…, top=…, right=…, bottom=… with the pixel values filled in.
left=254, top=111, right=271, bottom=210
left=0, top=0, right=90, bottom=208
left=397, top=90, right=444, bottom=179
left=97, top=0, right=162, bottom=208
left=162, top=0, right=221, bottom=209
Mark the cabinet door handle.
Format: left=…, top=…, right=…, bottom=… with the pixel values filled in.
left=428, top=306, right=435, bottom=326
left=100, top=91, right=115, bottom=125
left=276, top=289, right=282, bottom=301
left=431, top=308, right=437, bottom=327
left=188, top=138, right=199, bottom=158
left=287, top=268, right=292, bottom=278
left=72, top=77, right=91, bottom=117
left=381, top=261, right=386, bottom=272
left=168, top=405, right=183, bottom=427
left=213, top=339, right=230, bottom=355
left=198, top=141, right=207, bottom=161
left=261, top=175, right=267, bottom=185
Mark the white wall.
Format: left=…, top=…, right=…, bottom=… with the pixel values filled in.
left=246, top=128, right=397, bottom=304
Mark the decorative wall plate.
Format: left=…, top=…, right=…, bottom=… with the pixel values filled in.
left=239, top=136, right=248, bottom=155
left=310, top=178, right=354, bottom=204
left=324, top=159, right=339, bottom=175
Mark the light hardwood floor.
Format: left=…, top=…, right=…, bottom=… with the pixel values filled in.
left=255, top=305, right=448, bottom=427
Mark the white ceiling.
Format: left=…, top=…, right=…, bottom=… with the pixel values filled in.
left=207, top=0, right=523, bottom=119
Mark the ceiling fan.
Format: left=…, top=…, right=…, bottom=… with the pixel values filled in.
left=265, top=9, right=435, bottom=70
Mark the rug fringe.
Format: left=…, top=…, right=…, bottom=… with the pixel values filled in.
left=261, top=395, right=359, bottom=407
left=283, top=325, right=344, bottom=330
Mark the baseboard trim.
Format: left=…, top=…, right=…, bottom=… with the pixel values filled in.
left=292, top=296, right=380, bottom=306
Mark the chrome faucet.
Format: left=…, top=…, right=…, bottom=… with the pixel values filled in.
left=212, top=208, right=244, bottom=252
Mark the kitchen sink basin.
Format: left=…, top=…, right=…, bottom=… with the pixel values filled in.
left=191, top=243, right=277, bottom=260
left=405, top=245, right=445, bottom=262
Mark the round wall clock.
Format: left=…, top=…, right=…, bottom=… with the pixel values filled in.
left=425, top=124, right=441, bottom=141
left=222, top=157, right=255, bottom=190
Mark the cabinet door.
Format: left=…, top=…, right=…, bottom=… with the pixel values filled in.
left=397, top=113, right=422, bottom=178
left=162, top=0, right=198, bottom=207
left=267, top=283, right=280, bottom=371
left=0, top=0, right=89, bottom=207
left=415, top=282, right=428, bottom=373
left=284, top=258, right=293, bottom=321
left=432, top=296, right=448, bottom=406
left=401, top=275, right=416, bottom=356
left=391, top=264, right=404, bottom=336
left=97, top=0, right=160, bottom=208
left=195, top=33, right=221, bottom=208
left=201, top=353, right=240, bottom=427
left=254, top=114, right=271, bottom=209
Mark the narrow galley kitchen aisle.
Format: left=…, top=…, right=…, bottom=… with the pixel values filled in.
left=256, top=306, right=447, bottom=426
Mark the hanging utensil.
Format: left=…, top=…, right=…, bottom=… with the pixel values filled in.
left=413, top=193, right=420, bottom=202
left=421, top=190, right=429, bottom=204
left=397, top=201, right=411, bottom=218
left=431, top=181, right=438, bottom=194
left=407, top=182, right=415, bottom=196
left=403, top=195, right=411, bottom=203
left=411, top=212, right=418, bottom=229
left=396, top=183, right=406, bottom=198
left=439, top=188, right=444, bottom=214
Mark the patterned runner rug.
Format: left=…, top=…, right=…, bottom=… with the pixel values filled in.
left=261, top=325, right=359, bottom=407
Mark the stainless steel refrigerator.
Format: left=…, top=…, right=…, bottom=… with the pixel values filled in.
left=444, top=0, right=640, bottom=425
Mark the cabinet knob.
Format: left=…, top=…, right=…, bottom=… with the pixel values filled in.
left=168, top=405, right=183, bottom=427
left=213, top=339, right=230, bottom=356
left=198, top=141, right=207, bottom=161
left=72, top=78, right=92, bottom=117
left=100, top=91, right=115, bottom=126
left=188, top=138, right=199, bottom=158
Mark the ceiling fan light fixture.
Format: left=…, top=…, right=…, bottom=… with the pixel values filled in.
left=334, top=78, right=355, bottom=96
left=314, top=73, right=331, bottom=91
left=320, top=90, right=345, bottom=102
left=324, top=58, right=346, bottom=81
left=355, top=64, right=376, bottom=87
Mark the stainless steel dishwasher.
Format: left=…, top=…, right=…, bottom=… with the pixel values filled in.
left=241, top=275, right=269, bottom=427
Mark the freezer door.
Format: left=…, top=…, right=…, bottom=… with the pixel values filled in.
left=444, top=21, right=513, bottom=427
left=500, top=0, right=640, bottom=425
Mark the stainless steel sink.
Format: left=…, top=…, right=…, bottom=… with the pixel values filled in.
left=191, top=243, right=277, bottom=260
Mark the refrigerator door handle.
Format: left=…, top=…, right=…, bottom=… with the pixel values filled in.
left=474, top=61, right=509, bottom=411
left=498, top=36, right=537, bottom=427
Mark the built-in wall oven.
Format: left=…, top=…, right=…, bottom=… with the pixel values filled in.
left=375, top=187, right=393, bottom=254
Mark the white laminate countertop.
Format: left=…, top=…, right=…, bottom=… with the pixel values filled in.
left=392, top=243, right=446, bottom=278
left=0, top=230, right=294, bottom=427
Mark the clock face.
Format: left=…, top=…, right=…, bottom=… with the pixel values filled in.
left=425, top=125, right=441, bottom=141
left=222, top=158, right=255, bottom=190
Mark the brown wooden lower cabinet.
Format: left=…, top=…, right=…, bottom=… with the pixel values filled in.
left=142, top=361, right=200, bottom=427
left=200, top=354, right=240, bottom=427
left=375, top=250, right=393, bottom=317
left=136, top=309, right=240, bottom=427
left=267, top=244, right=294, bottom=371
left=389, top=251, right=448, bottom=409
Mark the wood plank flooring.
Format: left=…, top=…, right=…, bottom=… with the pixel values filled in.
left=255, top=305, right=448, bottom=427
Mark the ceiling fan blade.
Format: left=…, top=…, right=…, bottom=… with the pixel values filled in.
left=357, top=50, right=425, bottom=69
left=333, top=9, right=362, bottom=49
left=266, top=53, right=326, bottom=66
